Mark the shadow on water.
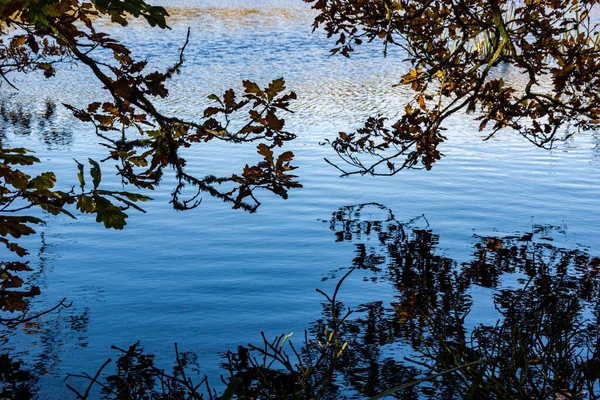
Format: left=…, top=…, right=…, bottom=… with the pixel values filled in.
left=2, top=203, right=600, bottom=399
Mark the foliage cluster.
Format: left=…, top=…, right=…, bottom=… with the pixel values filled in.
left=305, top=0, right=600, bottom=174
left=0, top=0, right=301, bottom=317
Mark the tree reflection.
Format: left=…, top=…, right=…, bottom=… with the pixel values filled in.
left=3, top=202, right=600, bottom=399
left=322, top=203, right=600, bottom=399
left=0, top=232, right=90, bottom=399
left=0, top=353, right=35, bottom=399
left=0, top=98, right=73, bottom=149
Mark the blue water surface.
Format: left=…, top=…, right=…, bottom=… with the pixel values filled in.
left=1, top=1, right=599, bottom=398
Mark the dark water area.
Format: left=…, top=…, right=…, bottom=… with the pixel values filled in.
left=1, top=1, right=600, bottom=398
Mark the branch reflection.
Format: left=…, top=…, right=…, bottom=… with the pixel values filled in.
left=321, top=203, right=600, bottom=399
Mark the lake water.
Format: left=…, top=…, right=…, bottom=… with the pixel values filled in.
left=2, top=1, right=600, bottom=398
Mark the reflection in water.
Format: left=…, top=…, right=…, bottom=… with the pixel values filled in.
left=593, top=133, right=600, bottom=168
left=0, top=98, right=73, bottom=149
left=0, top=307, right=89, bottom=399
left=3, top=203, right=600, bottom=398
left=320, top=203, right=600, bottom=398
left=1, top=2, right=599, bottom=397
left=68, top=204, right=600, bottom=399
left=0, top=232, right=89, bottom=399
left=0, top=353, right=35, bottom=399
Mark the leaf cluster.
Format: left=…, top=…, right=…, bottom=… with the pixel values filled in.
left=0, top=147, right=149, bottom=315
left=1, top=1, right=300, bottom=212
left=0, top=0, right=302, bottom=321
left=307, top=0, right=600, bottom=174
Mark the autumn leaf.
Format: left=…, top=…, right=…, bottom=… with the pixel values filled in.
left=243, top=80, right=265, bottom=98
left=266, top=78, right=286, bottom=101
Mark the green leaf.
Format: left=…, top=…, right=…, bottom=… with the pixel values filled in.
left=94, top=195, right=128, bottom=230
left=97, top=190, right=152, bottom=203
left=221, top=377, right=243, bottom=400
left=77, top=195, right=96, bottom=213
left=89, top=158, right=102, bottom=190
left=114, top=192, right=152, bottom=202
left=110, top=10, right=128, bottom=26
left=207, top=93, right=223, bottom=105
left=0, top=216, right=44, bottom=238
left=0, top=148, right=40, bottom=166
left=111, top=195, right=147, bottom=213
left=1, top=148, right=24, bottom=154
left=75, top=159, right=85, bottom=190
left=1, top=168, right=31, bottom=190
left=28, top=172, right=56, bottom=190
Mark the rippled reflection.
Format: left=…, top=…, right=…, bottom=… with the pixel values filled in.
left=0, top=353, right=35, bottom=399
left=0, top=227, right=90, bottom=399
left=2, top=203, right=600, bottom=398
left=316, top=203, right=600, bottom=398
left=0, top=98, right=73, bottom=150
